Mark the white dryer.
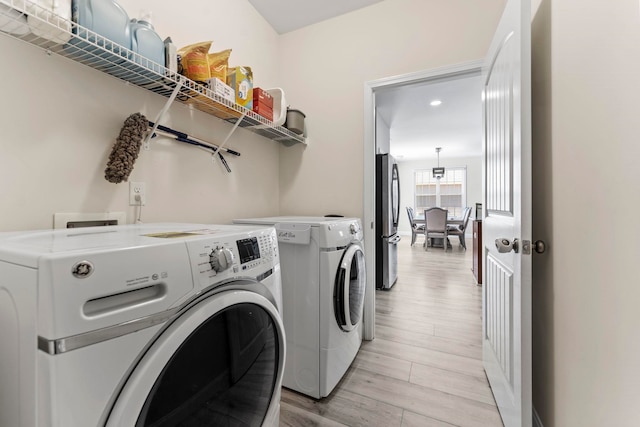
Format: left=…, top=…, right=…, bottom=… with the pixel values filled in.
left=0, top=223, right=285, bottom=427
left=233, top=216, right=366, bottom=399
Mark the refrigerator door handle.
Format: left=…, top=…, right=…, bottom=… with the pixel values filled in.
left=391, top=162, right=400, bottom=229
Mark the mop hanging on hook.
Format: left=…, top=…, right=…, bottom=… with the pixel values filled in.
left=104, top=113, right=149, bottom=184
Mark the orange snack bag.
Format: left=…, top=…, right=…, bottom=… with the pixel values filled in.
left=208, top=49, right=232, bottom=82
left=178, top=41, right=212, bottom=82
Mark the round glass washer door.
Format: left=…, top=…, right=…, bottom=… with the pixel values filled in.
left=334, top=244, right=366, bottom=332
left=106, top=289, right=285, bottom=427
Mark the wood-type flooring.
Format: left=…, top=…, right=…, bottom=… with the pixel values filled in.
left=279, top=236, right=503, bottom=427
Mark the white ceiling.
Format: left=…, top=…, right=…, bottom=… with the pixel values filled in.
left=376, top=75, right=484, bottom=162
left=248, top=0, right=484, bottom=162
left=248, top=0, right=385, bottom=34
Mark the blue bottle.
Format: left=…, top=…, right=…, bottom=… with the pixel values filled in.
left=130, top=17, right=165, bottom=74
left=67, top=0, right=131, bottom=66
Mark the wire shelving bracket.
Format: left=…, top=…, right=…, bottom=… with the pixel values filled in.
left=144, top=77, right=184, bottom=151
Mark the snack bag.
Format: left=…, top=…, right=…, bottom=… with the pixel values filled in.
left=208, top=49, right=232, bottom=83
left=177, top=41, right=212, bottom=82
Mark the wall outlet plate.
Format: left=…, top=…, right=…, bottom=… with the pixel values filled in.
left=129, top=182, right=146, bottom=206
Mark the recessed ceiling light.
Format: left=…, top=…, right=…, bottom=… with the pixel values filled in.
left=430, top=100, right=442, bottom=106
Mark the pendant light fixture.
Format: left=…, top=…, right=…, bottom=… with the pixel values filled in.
left=432, top=147, right=445, bottom=179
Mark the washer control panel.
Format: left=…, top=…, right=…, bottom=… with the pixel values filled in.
left=186, top=229, right=279, bottom=290
left=237, top=234, right=277, bottom=271
left=209, top=247, right=235, bottom=272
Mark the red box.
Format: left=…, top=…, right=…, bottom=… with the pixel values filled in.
left=253, top=88, right=273, bottom=109
left=253, top=102, right=273, bottom=121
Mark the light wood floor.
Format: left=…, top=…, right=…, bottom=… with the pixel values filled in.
left=279, top=236, right=503, bottom=427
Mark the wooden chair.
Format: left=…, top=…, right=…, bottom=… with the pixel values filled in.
left=423, top=207, right=449, bottom=250
left=447, top=206, right=472, bottom=249
left=406, top=207, right=425, bottom=246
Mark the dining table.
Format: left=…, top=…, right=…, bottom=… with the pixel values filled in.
left=413, top=213, right=464, bottom=227
left=413, top=213, right=464, bottom=248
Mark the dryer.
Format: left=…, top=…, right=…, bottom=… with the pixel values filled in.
left=0, top=223, right=285, bottom=426
left=233, top=216, right=366, bottom=399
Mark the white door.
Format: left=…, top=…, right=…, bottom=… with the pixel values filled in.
left=482, top=0, right=532, bottom=425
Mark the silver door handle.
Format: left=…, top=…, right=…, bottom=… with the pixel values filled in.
left=495, top=238, right=519, bottom=253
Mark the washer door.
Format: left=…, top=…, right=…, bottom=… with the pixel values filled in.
left=333, top=244, right=366, bottom=332
left=106, top=289, right=284, bottom=427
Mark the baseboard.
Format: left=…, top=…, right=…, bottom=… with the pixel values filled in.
left=533, top=407, right=544, bottom=427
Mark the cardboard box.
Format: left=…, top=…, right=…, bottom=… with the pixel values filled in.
left=226, top=66, right=253, bottom=109
left=206, top=78, right=235, bottom=103
left=253, top=87, right=273, bottom=109
left=253, top=102, right=273, bottom=121
left=188, top=95, right=242, bottom=121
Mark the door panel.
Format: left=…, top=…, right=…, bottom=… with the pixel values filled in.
left=485, top=255, right=513, bottom=385
left=485, top=32, right=514, bottom=214
left=482, top=0, right=532, bottom=426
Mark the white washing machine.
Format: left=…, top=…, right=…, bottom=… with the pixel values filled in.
left=233, top=216, right=366, bottom=399
left=0, top=223, right=286, bottom=427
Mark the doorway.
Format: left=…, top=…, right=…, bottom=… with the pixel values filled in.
left=363, top=61, right=483, bottom=340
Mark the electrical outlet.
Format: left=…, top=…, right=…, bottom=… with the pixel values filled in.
left=129, top=182, right=146, bottom=206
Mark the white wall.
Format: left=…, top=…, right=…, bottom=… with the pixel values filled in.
left=531, top=0, right=640, bottom=425
left=397, top=156, right=482, bottom=236
left=276, top=0, right=507, bottom=218
left=0, top=0, right=281, bottom=232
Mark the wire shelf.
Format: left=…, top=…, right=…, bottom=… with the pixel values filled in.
left=0, top=0, right=305, bottom=145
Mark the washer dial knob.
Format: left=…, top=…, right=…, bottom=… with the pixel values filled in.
left=209, top=247, right=235, bottom=272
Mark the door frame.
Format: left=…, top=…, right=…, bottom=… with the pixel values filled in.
left=362, top=60, right=483, bottom=340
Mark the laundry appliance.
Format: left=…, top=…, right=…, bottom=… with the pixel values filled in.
left=233, top=216, right=366, bottom=399
left=0, top=223, right=285, bottom=427
left=376, top=153, right=401, bottom=289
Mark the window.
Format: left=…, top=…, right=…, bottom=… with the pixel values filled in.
left=414, top=167, right=467, bottom=217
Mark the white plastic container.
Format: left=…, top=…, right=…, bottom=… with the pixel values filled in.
left=265, top=88, right=287, bottom=127
left=26, top=0, right=72, bottom=44
left=0, top=4, right=30, bottom=36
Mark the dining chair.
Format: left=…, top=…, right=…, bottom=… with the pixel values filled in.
left=423, top=207, right=449, bottom=250
left=447, top=206, right=472, bottom=249
left=406, top=207, right=425, bottom=246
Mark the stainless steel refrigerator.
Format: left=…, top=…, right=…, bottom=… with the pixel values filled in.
left=375, top=153, right=400, bottom=290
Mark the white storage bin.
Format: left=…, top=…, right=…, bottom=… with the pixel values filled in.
left=265, top=87, right=287, bottom=127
